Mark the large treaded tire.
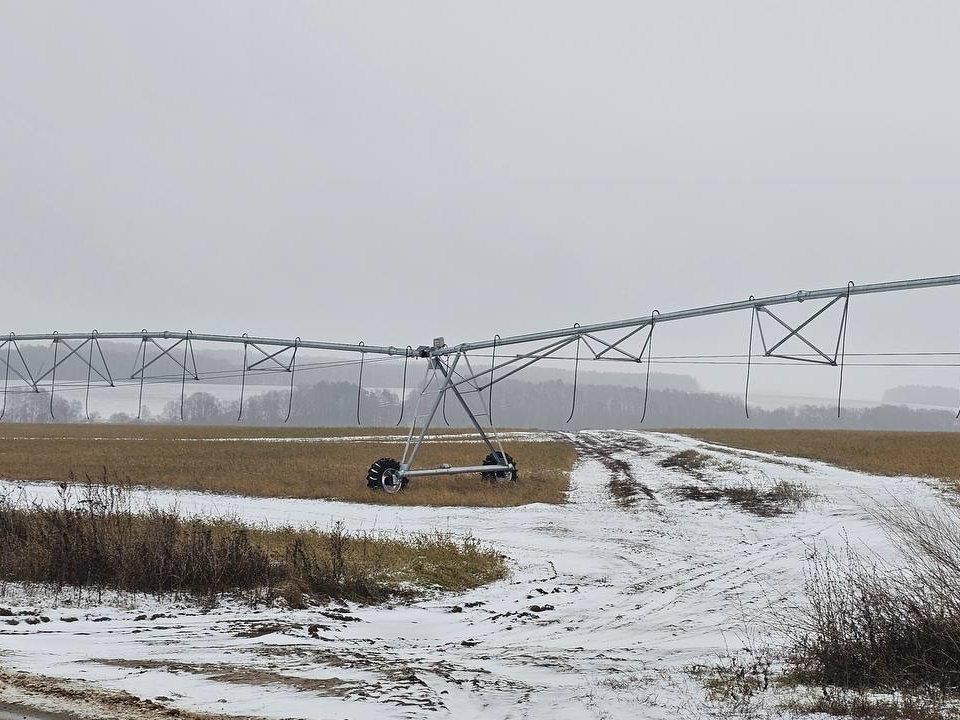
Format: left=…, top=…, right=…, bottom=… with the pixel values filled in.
left=366, top=458, right=406, bottom=492
left=480, top=451, right=517, bottom=482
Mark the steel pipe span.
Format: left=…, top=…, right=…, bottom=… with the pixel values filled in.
left=2, top=331, right=412, bottom=357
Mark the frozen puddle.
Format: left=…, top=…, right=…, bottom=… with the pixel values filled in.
left=0, top=430, right=950, bottom=719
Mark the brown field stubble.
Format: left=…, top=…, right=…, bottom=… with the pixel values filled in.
left=0, top=424, right=576, bottom=506
left=677, top=429, right=960, bottom=485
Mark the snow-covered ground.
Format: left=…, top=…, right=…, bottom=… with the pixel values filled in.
left=0, top=430, right=951, bottom=719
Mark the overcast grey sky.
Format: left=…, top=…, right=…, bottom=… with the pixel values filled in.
left=2, top=2, right=959, bottom=401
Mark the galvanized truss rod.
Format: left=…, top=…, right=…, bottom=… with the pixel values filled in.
left=753, top=292, right=850, bottom=366
left=744, top=283, right=854, bottom=418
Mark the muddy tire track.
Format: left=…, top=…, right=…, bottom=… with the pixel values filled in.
left=572, top=432, right=656, bottom=507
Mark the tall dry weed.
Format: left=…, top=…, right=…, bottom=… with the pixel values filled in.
left=787, top=503, right=960, bottom=691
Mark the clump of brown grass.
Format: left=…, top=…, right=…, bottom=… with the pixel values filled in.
left=695, top=649, right=772, bottom=715
left=788, top=690, right=959, bottom=719
left=0, top=472, right=506, bottom=603
left=659, top=445, right=816, bottom=517
left=677, top=429, right=960, bottom=486
left=659, top=449, right=711, bottom=476
left=0, top=424, right=576, bottom=507
left=676, top=479, right=814, bottom=517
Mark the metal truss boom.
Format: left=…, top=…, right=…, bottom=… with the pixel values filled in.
left=441, top=274, right=960, bottom=355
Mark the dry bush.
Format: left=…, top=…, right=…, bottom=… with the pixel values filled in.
left=678, top=429, right=960, bottom=485
left=0, top=424, right=576, bottom=507
left=787, top=504, right=960, bottom=692
left=0, top=473, right=505, bottom=603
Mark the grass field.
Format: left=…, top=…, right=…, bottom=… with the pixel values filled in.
left=0, top=424, right=576, bottom=507
left=678, top=429, right=960, bottom=485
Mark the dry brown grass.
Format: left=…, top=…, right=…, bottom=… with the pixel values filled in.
left=0, top=476, right=506, bottom=603
left=677, top=429, right=960, bottom=486
left=0, top=424, right=575, bottom=507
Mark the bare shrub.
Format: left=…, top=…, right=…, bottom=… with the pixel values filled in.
left=787, top=504, right=960, bottom=691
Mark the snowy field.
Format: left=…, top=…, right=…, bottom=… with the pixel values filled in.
left=0, top=430, right=951, bottom=719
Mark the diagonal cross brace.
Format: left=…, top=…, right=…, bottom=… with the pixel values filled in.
left=34, top=338, right=115, bottom=387
left=246, top=342, right=298, bottom=372
left=745, top=284, right=854, bottom=419
left=585, top=324, right=649, bottom=361
left=0, top=337, right=40, bottom=390
left=755, top=294, right=847, bottom=366
left=131, top=337, right=200, bottom=380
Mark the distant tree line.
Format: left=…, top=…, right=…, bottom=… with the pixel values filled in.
left=0, top=391, right=82, bottom=423
left=3, top=379, right=958, bottom=432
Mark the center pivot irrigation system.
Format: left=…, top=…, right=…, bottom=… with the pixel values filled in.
left=3, top=275, right=960, bottom=492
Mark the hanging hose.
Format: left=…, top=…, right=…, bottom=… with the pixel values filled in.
left=237, top=333, right=249, bottom=422
left=396, top=346, right=412, bottom=427
left=957, top=330, right=960, bottom=420
left=744, top=299, right=756, bottom=419
left=179, top=331, right=192, bottom=421
left=356, top=341, right=365, bottom=426
left=49, top=332, right=59, bottom=419
left=84, top=330, right=97, bottom=420
left=640, top=311, right=659, bottom=424
left=137, top=330, right=148, bottom=420
left=837, top=282, right=853, bottom=418
left=488, top=334, right=500, bottom=425
left=441, top=378, right=450, bottom=426
left=437, top=355, right=450, bottom=426
left=283, top=338, right=300, bottom=423
left=565, top=324, right=581, bottom=424
left=1, top=333, right=14, bottom=421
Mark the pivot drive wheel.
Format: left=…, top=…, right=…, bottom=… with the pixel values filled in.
left=366, top=458, right=406, bottom=493
left=481, top=451, right=517, bottom=482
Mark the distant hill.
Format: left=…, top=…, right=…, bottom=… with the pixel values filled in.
left=502, top=367, right=700, bottom=392
left=881, top=385, right=960, bottom=408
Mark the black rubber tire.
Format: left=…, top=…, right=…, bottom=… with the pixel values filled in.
left=481, top=451, right=517, bottom=482
left=366, top=457, right=406, bottom=491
